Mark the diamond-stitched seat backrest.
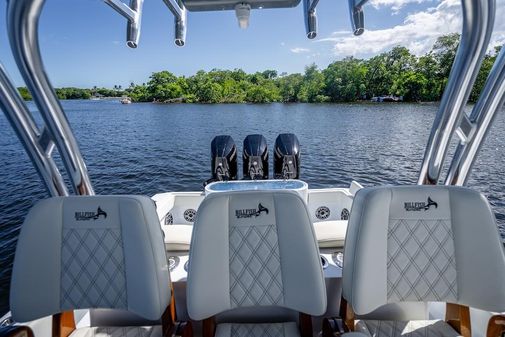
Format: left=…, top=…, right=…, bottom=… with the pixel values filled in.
left=10, top=196, right=170, bottom=323
left=187, top=191, right=326, bottom=321
left=342, top=186, right=505, bottom=315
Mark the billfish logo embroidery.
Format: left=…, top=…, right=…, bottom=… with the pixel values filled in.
left=75, top=207, right=108, bottom=221
left=404, top=197, right=438, bottom=211
left=235, top=203, right=269, bottom=218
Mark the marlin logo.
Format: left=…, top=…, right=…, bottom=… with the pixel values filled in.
left=75, top=207, right=108, bottom=221
left=424, top=197, right=438, bottom=210
left=235, top=203, right=269, bottom=218
left=404, top=197, right=438, bottom=212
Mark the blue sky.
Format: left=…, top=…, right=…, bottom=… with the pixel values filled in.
left=0, top=0, right=501, bottom=88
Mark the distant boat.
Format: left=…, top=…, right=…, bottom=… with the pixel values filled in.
left=371, top=95, right=403, bottom=102
left=120, top=97, right=132, bottom=104
left=90, top=93, right=104, bottom=101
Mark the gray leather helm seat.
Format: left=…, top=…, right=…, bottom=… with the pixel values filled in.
left=341, top=186, right=505, bottom=337
left=187, top=191, right=327, bottom=337
left=10, top=196, right=171, bottom=337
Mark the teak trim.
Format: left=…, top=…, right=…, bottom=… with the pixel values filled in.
left=339, top=297, right=355, bottom=332
left=487, top=314, right=505, bottom=337
left=52, top=311, right=75, bottom=337
left=202, top=317, right=216, bottom=337
left=162, top=286, right=178, bottom=337
left=445, top=303, right=471, bottom=337
left=299, top=313, right=313, bottom=337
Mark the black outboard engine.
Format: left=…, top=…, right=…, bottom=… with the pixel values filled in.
left=274, top=133, right=300, bottom=179
left=209, top=135, right=238, bottom=182
left=243, top=134, right=269, bottom=180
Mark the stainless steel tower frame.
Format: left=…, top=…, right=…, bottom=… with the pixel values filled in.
left=0, top=0, right=504, bottom=198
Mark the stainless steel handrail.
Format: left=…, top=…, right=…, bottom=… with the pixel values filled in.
left=7, top=0, right=95, bottom=196
left=0, top=63, right=68, bottom=196
left=445, top=45, right=505, bottom=185
left=418, top=0, right=495, bottom=185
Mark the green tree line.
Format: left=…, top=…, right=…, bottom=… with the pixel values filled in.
left=17, top=33, right=502, bottom=104
left=17, top=86, right=127, bottom=101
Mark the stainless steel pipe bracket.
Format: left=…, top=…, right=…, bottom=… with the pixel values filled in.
left=104, top=0, right=144, bottom=48
left=163, top=0, right=187, bottom=47
left=348, top=0, right=367, bottom=36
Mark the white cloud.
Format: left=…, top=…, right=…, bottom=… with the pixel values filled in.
left=290, top=47, right=311, bottom=54
left=318, top=0, right=505, bottom=58
left=370, top=0, right=434, bottom=13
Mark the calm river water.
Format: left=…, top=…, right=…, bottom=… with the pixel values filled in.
left=1, top=100, right=504, bottom=315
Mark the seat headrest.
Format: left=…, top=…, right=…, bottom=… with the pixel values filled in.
left=10, top=196, right=170, bottom=322
left=342, top=186, right=505, bottom=315
left=187, top=190, right=326, bottom=320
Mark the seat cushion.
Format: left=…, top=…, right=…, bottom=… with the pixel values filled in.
left=10, top=196, right=171, bottom=323
left=355, top=320, right=461, bottom=337
left=162, top=224, right=192, bottom=251
left=313, top=220, right=347, bottom=248
left=70, top=326, right=162, bottom=337
left=187, top=191, right=326, bottom=320
left=215, top=322, right=300, bottom=337
left=342, top=186, right=505, bottom=315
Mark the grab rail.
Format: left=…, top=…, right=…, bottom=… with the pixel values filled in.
left=0, top=64, right=68, bottom=196
left=6, top=0, right=94, bottom=196
left=445, top=44, right=505, bottom=185
left=418, top=0, right=495, bottom=185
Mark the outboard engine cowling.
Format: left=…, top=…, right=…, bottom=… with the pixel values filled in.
left=243, top=134, right=269, bottom=180
left=209, top=135, right=238, bottom=182
left=274, top=133, right=300, bottom=179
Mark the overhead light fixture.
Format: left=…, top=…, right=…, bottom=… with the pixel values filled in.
left=235, top=3, right=251, bottom=29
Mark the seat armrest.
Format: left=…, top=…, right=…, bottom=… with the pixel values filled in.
left=487, top=315, right=505, bottom=337
left=322, top=317, right=346, bottom=337
left=0, top=326, right=34, bottom=337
